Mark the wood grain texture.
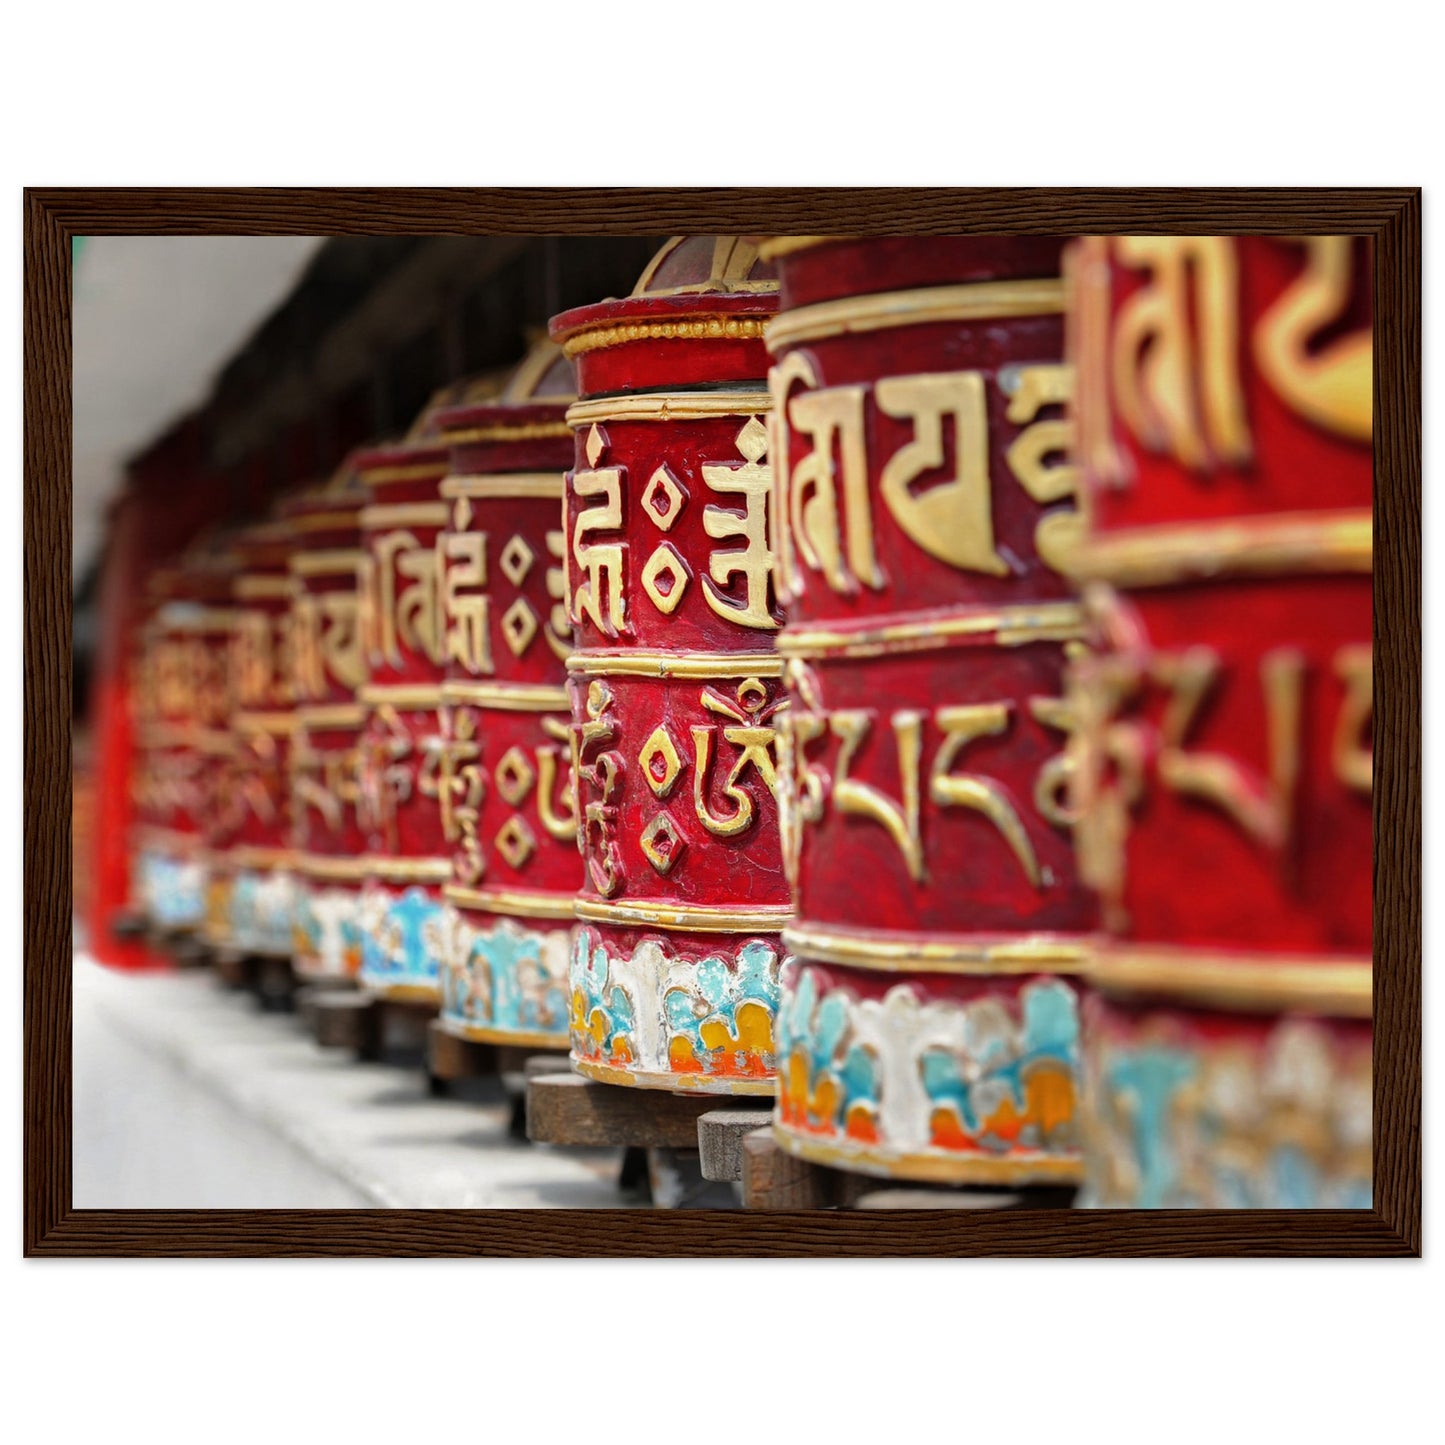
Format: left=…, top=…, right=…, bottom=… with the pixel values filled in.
left=26, top=187, right=1421, bottom=1256
left=526, top=1074, right=717, bottom=1149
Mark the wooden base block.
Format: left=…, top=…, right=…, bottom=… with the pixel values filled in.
left=213, top=948, right=257, bottom=991
left=172, top=936, right=211, bottom=969
left=526, top=1073, right=719, bottom=1150
left=294, top=981, right=358, bottom=1033
left=697, top=1106, right=776, bottom=1182
left=740, top=1129, right=875, bottom=1209
left=254, top=956, right=296, bottom=1011
left=312, top=992, right=382, bottom=1056
left=427, top=1021, right=498, bottom=1081
left=739, top=1131, right=1081, bottom=1210
left=111, top=910, right=149, bottom=941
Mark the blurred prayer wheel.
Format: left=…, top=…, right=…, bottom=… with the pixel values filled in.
left=354, top=436, right=453, bottom=1002
left=287, top=484, right=370, bottom=981
left=764, top=236, right=1091, bottom=1184
left=549, top=237, right=789, bottom=1093
left=134, top=546, right=237, bottom=937
left=432, top=344, right=582, bottom=1048
left=217, top=520, right=299, bottom=960
left=1065, top=235, right=1373, bottom=1206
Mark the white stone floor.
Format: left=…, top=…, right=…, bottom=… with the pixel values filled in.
left=72, top=952, right=632, bottom=1208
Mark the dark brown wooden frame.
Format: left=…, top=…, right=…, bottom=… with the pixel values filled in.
left=24, top=188, right=1420, bottom=1256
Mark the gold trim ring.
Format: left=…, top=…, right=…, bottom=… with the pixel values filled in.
left=565, top=391, right=772, bottom=427
left=784, top=922, right=1092, bottom=976
left=443, top=884, right=578, bottom=921
left=440, top=681, right=570, bottom=711
left=561, top=316, right=771, bottom=359
left=777, top=602, right=1085, bottom=661
left=766, top=278, right=1065, bottom=353
left=1072, top=510, right=1372, bottom=588
left=440, top=474, right=564, bottom=501
left=1089, top=945, right=1372, bottom=1019
left=574, top=897, right=792, bottom=935
left=566, top=650, right=783, bottom=680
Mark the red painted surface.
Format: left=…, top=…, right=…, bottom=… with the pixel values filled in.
left=775, top=236, right=1068, bottom=310
left=1069, top=235, right=1373, bottom=960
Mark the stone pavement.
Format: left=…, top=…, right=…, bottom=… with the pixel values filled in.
left=73, top=953, right=632, bottom=1209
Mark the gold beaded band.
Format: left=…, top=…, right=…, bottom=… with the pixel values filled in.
left=561, top=315, right=770, bottom=359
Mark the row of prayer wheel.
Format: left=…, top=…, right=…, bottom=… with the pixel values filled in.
left=126, top=232, right=1374, bottom=1207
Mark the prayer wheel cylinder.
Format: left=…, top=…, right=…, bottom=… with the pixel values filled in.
left=1065, top=235, right=1373, bottom=1206
left=432, top=345, right=582, bottom=1049
left=220, top=521, right=299, bottom=959
left=550, top=237, right=789, bottom=1093
left=135, top=549, right=236, bottom=937
left=354, top=440, right=453, bottom=1002
left=288, top=487, right=370, bottom=981
left=765, top=236, right=1092, bottom=1184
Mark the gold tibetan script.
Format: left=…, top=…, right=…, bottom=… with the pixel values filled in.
left=441, top=529, right=492, bottom=676
left=1111, top=236, right=1252, bottom=472
left=570, top=469, right=627, bottom=638
left=371, top=532, right=444, bottom=668
left=700, top=419, right=779, bottom=631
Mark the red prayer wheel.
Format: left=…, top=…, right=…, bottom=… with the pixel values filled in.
left=1065, top=235, right=1373, bottom=1206
left=215, top=519, right=299, bottom=959
left=432, top=345, right=582, bottom=1048
left=765, top=236, right=1091, bottom=1184
left=354, top=436, right=453, bottom=1001
left=550, top=237, right=789, bottom=1094
left=135, top=546, right=236, bottom=937
left=288, top=484, right=370, bottom=981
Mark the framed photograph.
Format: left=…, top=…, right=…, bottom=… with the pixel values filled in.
left=25, top=188, right=1419, bottom=1256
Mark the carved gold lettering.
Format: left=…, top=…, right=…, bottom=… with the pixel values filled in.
left=1112, top=236, right=1252, bottom=471
left=831, top=709, right=924, bottom=882
left=1006, top=363, right=1082, bottom=574
left=571, top=469, right=627, bottom=638
left=544, top=529, right=572, bottom=663
left=1253, top=236, right=1372, bottom=442
left=700, top=419, right=778, bottom=631
left=876, top=371, right=1006, bottom=576
left=931, top=704, right=1041, bottom=887
left=773, top=351, right=881, bottom=597
left=442, top=530, right=492, bottom=676
left=1332, top=644, right=1372, bottom=794
left=1153, top=646, right=1303, bottom=851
